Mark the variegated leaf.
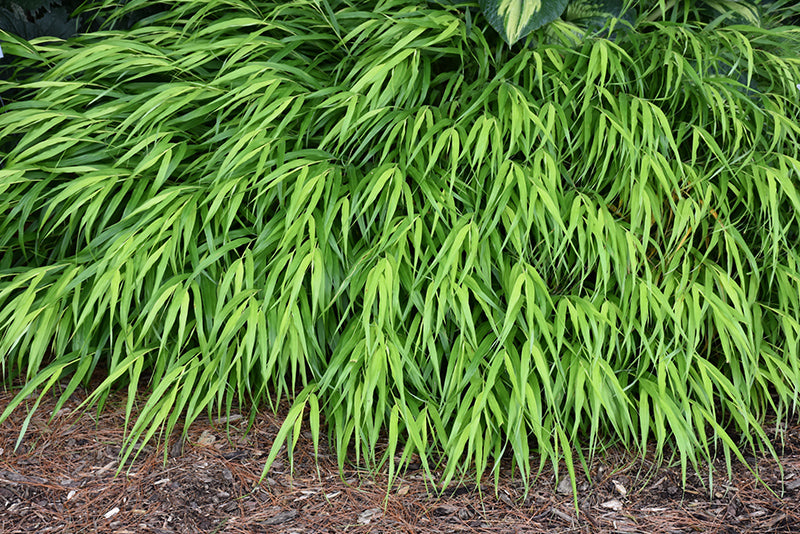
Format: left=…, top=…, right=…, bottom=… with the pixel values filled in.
left=480, top=0, right=569, bottom=45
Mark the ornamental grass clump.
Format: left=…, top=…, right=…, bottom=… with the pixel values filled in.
left=1, top=0, right=800, bottom=494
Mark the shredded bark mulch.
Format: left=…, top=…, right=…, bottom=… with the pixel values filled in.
left=2, top=386, right=800, bottom=533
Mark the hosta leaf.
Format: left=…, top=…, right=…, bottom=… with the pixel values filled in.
left=0, top=3, right=79, bottom=40
left=563, top=0, right=632, bottom=31
left=564, top=0, right=625, bottom=19
left=480, top=0, right=569, bottom=45
left=430, top=0, right=478, bottom=6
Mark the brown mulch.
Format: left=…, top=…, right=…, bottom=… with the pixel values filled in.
left=2, top=386, right=800, bottom=533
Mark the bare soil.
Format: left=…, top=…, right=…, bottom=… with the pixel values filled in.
left=2, top=386, right=800, bottom=533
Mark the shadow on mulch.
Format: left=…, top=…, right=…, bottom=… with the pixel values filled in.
left=2, top=385, right=800, bottom=533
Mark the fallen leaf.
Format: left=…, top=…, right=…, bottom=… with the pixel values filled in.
left=397, top=485, right=410, bottom=495
left=103, top=507, right=120, bottom=519
left=612, top=479, right=627, bottom=497
left=556, top=478, right=572, bottom=495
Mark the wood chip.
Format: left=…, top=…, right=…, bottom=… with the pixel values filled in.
left=95, top=460, right=117, bottom=476
left=169, top=437, right=185, bottom=458
left=197, top=430, right=216, bottom=446
left=601, top=499, right=624, bottom=511
left=556, top=478, right=572, bottom=494
left=0, top=471, right=49, bottom=485
left=550, top=508, right=574, bottom=523
left=264, top=509, right=298, bottom=525
left=214, top=414, right=243, bottom=425
left=358, top=507, right=382, bottom=525
left=432, top=504, right=459, bottom=516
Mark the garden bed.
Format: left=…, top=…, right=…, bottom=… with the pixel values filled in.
left=2, top=386, right=799, bottom=533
